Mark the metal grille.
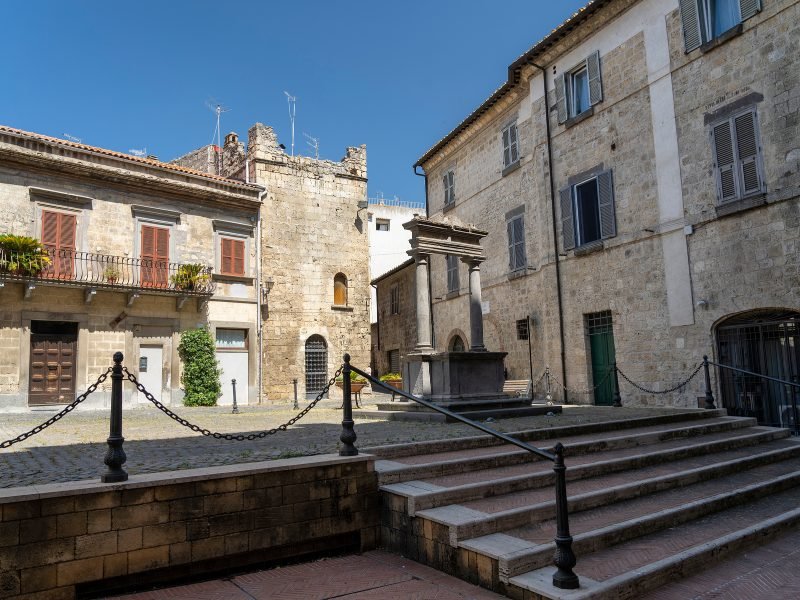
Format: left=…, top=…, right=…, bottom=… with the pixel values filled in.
left=586, top=310, right=613, bottom=332
left=304, top=335, right=328, bottom=399
left=389, top=349, right=400, bottom=373
left=717, top=312, right=800, bottom=434
left=517, top=318, right=529, bottom=340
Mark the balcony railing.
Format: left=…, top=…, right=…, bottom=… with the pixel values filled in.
left=0, top=248, right=215, bottom=296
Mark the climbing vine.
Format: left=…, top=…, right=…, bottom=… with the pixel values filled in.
left=177, top=328, right=221, bottom=406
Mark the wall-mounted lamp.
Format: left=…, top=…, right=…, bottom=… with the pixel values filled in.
left=357, top=200, right=369, bottom=210
left=261, top=277, right=275, bottom=317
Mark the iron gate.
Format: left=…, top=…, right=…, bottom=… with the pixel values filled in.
left=304, top=335, right=328, bottom=399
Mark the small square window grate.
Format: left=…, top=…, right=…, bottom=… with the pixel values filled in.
left=516, top=318, right=529, bottom=340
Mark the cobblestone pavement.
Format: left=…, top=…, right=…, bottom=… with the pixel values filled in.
left=0, top=393, right=686, bottom=488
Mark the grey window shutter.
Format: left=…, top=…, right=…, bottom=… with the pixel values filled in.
left=734, top=111, right=762, bottom=195
left=587, top=51, right=603, bottom=105
left=559, top=187, right=575, bottom=251
left=442, top=174, right=449, bottom=205
left=739, top=0, right=762, bottom=21
left=555, top=73, right=568, bottom=124
left=502, top=128, right=511, bottom=166
left=513, top=216, right=526, bottom=269
left=507, top=220, right=515, bottom=270
left=449, top=171, right=455, bottom=201
left=679, top=0, right=702, bottom=52
left=597, top=170, right=616, bottom=239
left=510, top=125, right=519, bottom=163
left=712, top=120, right=737, bottom=202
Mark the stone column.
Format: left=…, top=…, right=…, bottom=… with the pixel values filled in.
left=466, top=259, right=486, bottom=351
left=414, top=253, right=433, bottom=351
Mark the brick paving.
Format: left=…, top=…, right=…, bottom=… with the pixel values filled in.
left=109, top=551, right=505, bottom=600
left=0, top=400, right=679, bottom=488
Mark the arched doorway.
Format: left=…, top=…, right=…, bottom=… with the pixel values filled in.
left=449, top=335, right=466, bottom=352
left=715, top=310, right=800, bottom=432
left=305, top=335, right=328, bottom=399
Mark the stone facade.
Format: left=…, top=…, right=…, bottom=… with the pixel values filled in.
left=371, top=260, right=416, bottom=377
left=0, top=126, right=262, bottom=410
left=414, top=0, right=800, bottom=410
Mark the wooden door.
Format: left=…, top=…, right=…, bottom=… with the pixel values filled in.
left=587, top=311, right=616, bottom=406
left=29, top=333, right=77, bottom=405
left=41, top=210, right=76, bottom=279
left=141, top=225, right=169, bottom=288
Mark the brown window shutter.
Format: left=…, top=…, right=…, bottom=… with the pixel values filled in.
left=221, top=238, right=233, bottom=274
left=232, top=239, right=245, bottom=275
left=41, top=211, right=60, bottom=250
left=141, top=225, right=156, bottom=260
left=155, top=227, right=169, bottom=262
left=59, top=214, right=77, bottom=250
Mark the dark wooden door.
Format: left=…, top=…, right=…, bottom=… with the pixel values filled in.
left=587, top=311, right=616, bottom=406
left=29, top=334, right=77, bottom=405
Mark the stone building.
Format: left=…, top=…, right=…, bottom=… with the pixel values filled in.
left=371, top=259, right=416, bottom=376
left=411, top=0, right=800, bottom=422
left=0, top=125, right=262, bottom=410
left=174, top=123, right=370, bottom=400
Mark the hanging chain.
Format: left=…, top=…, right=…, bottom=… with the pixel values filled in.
left=616, top=363, right=703, bottom=395
left=0, top=367, right=112, bottom=449
left=123, top=365, right=344, bottom=441
left=549, top=365, right=614, bottom=395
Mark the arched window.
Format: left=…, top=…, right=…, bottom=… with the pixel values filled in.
left=305, top=335, right=328, bottom=398
left=334, top=273, right=348, bottom=306
left=449, top=335, right=466, bottom=352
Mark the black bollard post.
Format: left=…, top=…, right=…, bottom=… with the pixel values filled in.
left=703, top=356, right=716, bottom=409
left=545, top=367, right=552, bottom=405
left=339, top=354, right=358, bottom=456
left=102, top=352, right=128, bottom=483
left=231, top=379, right=239, bottom=414
left=612, top=363, right=622, bottom=407
left=552, top=443, right=579, bottom=589
left=293, top=378, right=299, bottom=410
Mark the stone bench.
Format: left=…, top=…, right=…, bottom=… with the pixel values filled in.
left=502, top=379, right=531, bottom=398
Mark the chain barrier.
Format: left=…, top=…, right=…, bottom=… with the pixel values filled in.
left=123, top=365, right=343, bottom=441
left=616, top=363, right=703, bottom=395
left=0, top=367, right=113, bottom=449
left=549, top=366, right=614, bottom=395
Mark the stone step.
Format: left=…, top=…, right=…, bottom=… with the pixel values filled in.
left=376, top=416, right=754, bottom=484
left=508, top=487, right=800, bottom=599
left=382, top=426, right=787, bottom=514
left=357, top=404, right=560, bottom=423
left=411, top=438, right=800, bottom=545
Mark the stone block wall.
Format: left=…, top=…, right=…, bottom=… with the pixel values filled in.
left=373, top=263, right=417, bottom=377
left=0, top=454, right=378, bottom=600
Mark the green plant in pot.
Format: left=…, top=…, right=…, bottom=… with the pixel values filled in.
left=0, top=234, right=51, bottom=276
left=103, top=265, right=121, bottom=284
left=336, top=369, right=368, bottom=392
left=379, top=372, right=403, bottom=391
left=171, top=263, right=211, bottom=291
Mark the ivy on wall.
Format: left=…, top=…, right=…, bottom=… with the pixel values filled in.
left=178, top=328, right=221, bottom=406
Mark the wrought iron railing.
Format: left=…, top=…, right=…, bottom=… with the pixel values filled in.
left=339, top=354, right=580, bottom=591
left=0, top=248, right=215, bottom=295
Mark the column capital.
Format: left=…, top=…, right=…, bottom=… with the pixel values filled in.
left=461, top=256, right=486, bottom=267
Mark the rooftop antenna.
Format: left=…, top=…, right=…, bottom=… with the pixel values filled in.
left=303, top=132, right=319, bottom=159
left=284, top=91, right=296, bottom=157
left=205, top=98, right=231, bottom=175
left=129, top=148, right=147, bottom=157
left=63, top=133, right=82, bottom=143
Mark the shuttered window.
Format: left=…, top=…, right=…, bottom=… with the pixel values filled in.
left=446, top=255, right=459, bottom=293
left=711, top=108, right=764, bottom=204
left=220, top=237, right=245, bottom=276
left=557, top=51, right=603, bottom=124
left=502, top=123, right=519, bottom=168
left=443, top=170, right=455, bottom=206
left=390, top=284, right=400, bottom=315
left=141, top=225, right=169, bottom=287
left=680, top=0, right=761, bottom=52
left=506, top=214, right=527, bottom=272
left=560, top=170, right=616, bottom=251
left=41, top=210, right=76, bottom=279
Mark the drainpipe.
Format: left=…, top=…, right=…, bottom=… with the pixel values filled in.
left=255, top=182, right=268, bottom=403
left=531, top=62, right=568, bottom=404
left=414, top=166, right=436, bottom=349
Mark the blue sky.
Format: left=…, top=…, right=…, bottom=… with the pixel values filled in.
left=2, top=1, right=586, bottom=203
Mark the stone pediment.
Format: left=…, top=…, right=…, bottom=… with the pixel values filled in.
left=403, top=217, right=487, bottom=261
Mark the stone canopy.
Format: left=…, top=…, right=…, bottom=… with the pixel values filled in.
left=403, top=217, right=488, bottom=262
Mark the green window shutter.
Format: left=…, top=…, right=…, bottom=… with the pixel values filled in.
left=739, top=0, right=762, bottom=21
left=559, top=187, right=575, bottom=251
left=555, top=73, right=568, bottom=124
left=734, top=110, right=762, bottom=195
left=712, top=120, right=738, bottom=202
left=679, top=0, right=702, bottom=52
left=597, top=170, right=616, bottom=239
left=587, top=51, right=603, bottom=105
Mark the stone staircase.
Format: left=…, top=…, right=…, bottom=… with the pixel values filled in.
left=370, top=409, right=800, bottom=599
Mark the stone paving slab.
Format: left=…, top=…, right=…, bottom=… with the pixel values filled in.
left=0, top=401, right=682, bottom=488
left=110, top=551, right=506, bottom=599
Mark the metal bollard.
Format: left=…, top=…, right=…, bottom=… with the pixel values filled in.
left=703, top=356, right=716, bottom=409
left=231, top=379, right=239, bottom=414
left=545, top=367, right=552, bottom=405
left=612, top=363, right=622, bottom=407
left=552, top=443, right=579, bottom=589
left=339, top=354, right=358, bottom=456
left=293, top=378, right=299, bottom=410
left=102, top=352, right=128, bottom=483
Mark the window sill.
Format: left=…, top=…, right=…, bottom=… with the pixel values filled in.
left=573, top=240, right=605, bottom=256
left=445, top=290, right=460, bottom=300
left=331, top=304, right=354, bottom=312
left=700, top=23, right=743, bottom=54
left=443, top=201, right=456, bottom=213
left=564, top=107, right=594, bottom=129
left=502, top=160, right=522, bottom=177
left=212, top=274, right=254, bottom=284
left=507, top=268, right=531, bottom=281
left=715, top=194, right=767, bottom=218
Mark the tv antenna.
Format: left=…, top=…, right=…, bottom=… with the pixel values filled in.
left=129, top=148, right=147, bottom=157
left=284, top=91, right=296, bottom=156
left=206, top=99, right=231, bottom=174
left=63, top=133, right=82, bottom=143
left=303, top=132, right=319, bottom=159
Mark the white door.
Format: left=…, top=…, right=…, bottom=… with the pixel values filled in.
left=138, top=345, right=163, bottom=403
left=217, top=352, right=248, bottom=406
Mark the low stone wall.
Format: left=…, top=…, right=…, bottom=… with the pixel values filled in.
left=0, top=454, right=379, bottom=599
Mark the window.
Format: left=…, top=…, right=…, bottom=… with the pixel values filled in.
left=305, top=335, right=328, bottom=398
left=446, top=255, right=459, bottom=293
left=390, top=284, right=400, bottom=315
left=506, top=214, right=527, bottom=272
left=560, top=170, right=616, bottom=251
left=40, top=210, right=76, bottom=279
left=220, top=237, right=245, bottom=276
left=140, top=224, right=170, bottom=287
left=501, top=122, right=519, bottom=169
left=216, top=328, right=247, bottom=350
left=334, top=273, right=348, bottom=306
left=556, top=51, right=603, bottom=124
left=443, top=170, right=456, bottom=206
left=680, top=0, right=761, bottom=52
left=516, top=319, right=529, bottom=341
left=711, top=108, right=764, bottom=204
left=376, top=219, right=390, bottom=232
left=388, top=349, right=400, bottom=373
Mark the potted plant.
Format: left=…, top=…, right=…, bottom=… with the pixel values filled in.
left=336, top=370, right=368, bottom=395
left=379, top=372, right=403, bottom=391
left=0, top=234, right=51, bottom=276
left=103, top=265, right=121, bottom=284
left=171, top=263, right=211, bottom=291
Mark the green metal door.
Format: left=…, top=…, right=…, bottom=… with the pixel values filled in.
left=587, top=311, right=616, bottom=406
